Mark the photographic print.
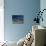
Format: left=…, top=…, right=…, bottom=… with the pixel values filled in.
left=12, top=15, right=24, bottom=24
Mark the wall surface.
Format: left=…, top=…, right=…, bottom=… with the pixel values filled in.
left=0, top=0, right=4, bottom=42
left=40, top=0, right=46, bottom=26
left=4, top=0, right=40, bottom=42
